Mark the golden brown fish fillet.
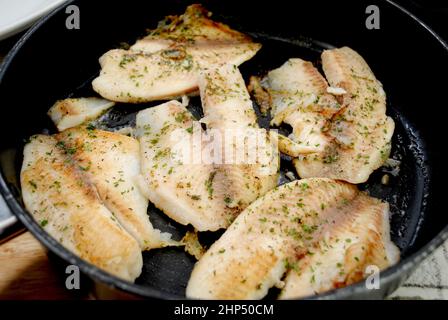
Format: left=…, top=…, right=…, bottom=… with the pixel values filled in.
left=130, top=4, right=257, bottom=52
left=92, top=4, right=261, bottom=103
left=20, top=135, right=142, bottom=281
left=279, top=190, right=399, bottom=299
left=294, top=47, right=394, bottom=183
left=186, top=178, right=399, bottom=299
left=55, top=127, right=173, bottom=250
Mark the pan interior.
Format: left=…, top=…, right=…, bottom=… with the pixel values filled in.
left=48, top=34, right=428, bottom=297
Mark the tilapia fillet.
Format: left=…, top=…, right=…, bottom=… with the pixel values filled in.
left=251, top=48, right=394, bottom=183
left=56, top=127, right=172, bottom=250
left=92, top=4, right=261, bottom=103
left=295, top=47, right=394, bottom=183
left=136, top=90, right=278, bottom=231
left=199, top=64, right=279, bottom=210
left=186, top=178, right=399, bottom=299
left=136, top=100, right=237, bottom=231
left=20, top=135, right=142, bottom=281
left=279, top=188, right=400, bottom=299
left=250, top=58, right=341, bottom=154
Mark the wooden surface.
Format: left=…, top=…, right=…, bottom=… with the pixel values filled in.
left=0, top=232, right=88, bottom=299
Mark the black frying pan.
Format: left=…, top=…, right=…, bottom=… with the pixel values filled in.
left=0, top=0, right=447, bottom=299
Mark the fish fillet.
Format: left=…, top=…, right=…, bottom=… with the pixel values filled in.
left=136, top=100, right=237, bottom=231
left=47, top=97, right=115, bottom=131
left=279, top=189, right=400, bottom=299
left=199, top=64, right=279, bottom=209
left=20, top=135, right=142, bottom=281
left=55, top=127, right=172, bottom=250
left=92, top=4, right=261, bottom=103
left=186, top=178, right=399, bottom=299
left=250, top=59, right=341, bottom=154
left=294, top=47, right=394, bottom=183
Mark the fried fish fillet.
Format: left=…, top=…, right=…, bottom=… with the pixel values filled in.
left=136, top=85, right=278, bottom=231
left=92, top=4, right=261, bottom=103
left=251, top=48, right=394, bottom=183
left=47, top=97, right=115, bottom=131
left=294, top=47, right=394, bottom=183
left=129, top=4, right=257, bottom=53
left=279, top=188, right=400, bottom=299
left=198, top=64, right=279, bottom=210
left=186, top=178, right=399, bottom=299
left=250, top=59, right=341, bottom=154
left=55, top=127, right=172, bottom=250
left=136, top=100, right=237, bottom=231
left=21, top=135, right=142, bottom=281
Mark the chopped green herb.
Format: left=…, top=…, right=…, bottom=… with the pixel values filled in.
left=300, top=183, right=309, bottom=191
left=205, top=171, right=216, bottom=199
left=175, top=112, right=187, bottom=123
left=301, top=224, right=317, bottom=234
left=119, top=54, right=136, bottom=68
left=323, top=153, right=339, bottom=164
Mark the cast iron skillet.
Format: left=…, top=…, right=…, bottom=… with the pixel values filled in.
left=1, top=0, right=447, bottom=299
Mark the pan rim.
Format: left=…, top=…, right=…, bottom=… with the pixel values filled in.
left=0, top=0, right=447, bottom=300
